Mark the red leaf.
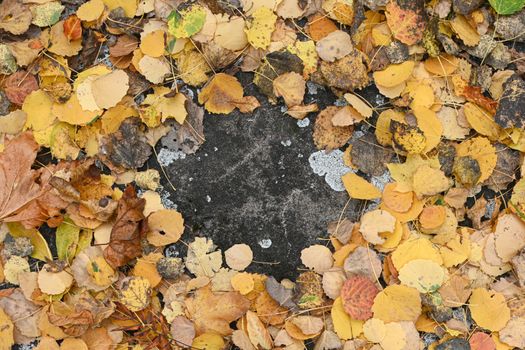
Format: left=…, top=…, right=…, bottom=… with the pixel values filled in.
left=340, top=275, right=379, bottom=320
left=63, top=15, right=82, bottom=41
left=4, top=71, right=38, bottom=105
left=469, top=332, right=496, bottom=350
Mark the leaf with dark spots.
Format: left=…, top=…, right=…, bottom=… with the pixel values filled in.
left=103, top=185, right=148, bottom=268
left=351, top=132, right=394, bottom=176
left=495, top=75, right=525, bottom=129
left=102, top=118, right=152, bottom=169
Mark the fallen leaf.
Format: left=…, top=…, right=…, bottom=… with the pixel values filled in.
left=119, top=276, right=152, bottom=312
left=373, top=61, right=415, bottom=87
left=359, top=209, right=396, bottom=245
left=372, top=285, right=422, bottom=323
left=103, top=185, right=147, bottom=268
left=185, top=285, right=250, bottom=336
left=185, top=237, right=223, bottom=277
left=273, top=72, right=305, bottom=107
left=331, top=297, right=363, bottom=340
left=167, top=5, right=207, bottom=38
left=146, top=209, right=184, bottom=246
left=225, top=244, right=253, bottom=271
left=316, top=30, right=353, bottom=62
left=0, top=0, right=32, bottom=35
left=469, top=288, right=510, bottom=331
left=398, top=259, right=445, bottom=293
left=340, top=275, right=379, bottom=320
left=313, top=106, right=354, bottom=150
left=301, top=245, right=334, bottom=273
left=171, top=316, right=196, bottom=347
left=342, top=173, right=382, bottom=200
left=198, top=73, right=258, bottom=114
left=498, top=317, right=525, bottom=348
left=385, top=0, right=426, bottom=45
left=245, top=7, right=277, bottom=50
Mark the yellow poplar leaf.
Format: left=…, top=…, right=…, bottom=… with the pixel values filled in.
left=22, top=90, right=55, bottom=131
left=102, top=0, right=137, bottom=17
left=198, top=73, right=243, bottom=114
left=53, top=94, right=100, bottom=125
left=77, top=0, right=105, bottom=21
left=120, top=276, right=152, bottom=312
left=412, top=165, right=451, bottom=198
left=7, top=222, right=52, bottom=261
left=413, top=106, right=442, bottom=153
left=331, top=297, right=363, bottom=340
left=231, top=272, right=255, bottom=295
left=245, top=7, right=277, bottom=50
left=0, top=307, right=14, bottom=350
left=192, top=333, right=225, bottom=350
left=469, top=288, right=510, bottom=332
left=398, top=259, right=445, bottom=293
left=456, top=136, right=497, bottom=183
left=372, top=285, right=421, bottom=323
left=140, top=30, right=165, bottom=57
left=391, top=237, right=443, bottom=271
left=463, top=102, right=501, bottom=140
left=373, top=61, right=415, bottom=88
left=147, top=209, right=184, bottom=246
left=450, top=15, right=480, bottom=46
left=342, top=173, right=381, bottom=200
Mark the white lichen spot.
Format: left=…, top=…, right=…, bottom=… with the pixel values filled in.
left=214, top=147, right=218, bottom=151
left=281, top=140, right=292, bottom=147
left=159, top=189, right=177, bottom=209
left=206, top=195, right=211, bottom=203
left=308, top=150, right=353, bottom=192
left=157, top=148, right=186, bottom=167
left=307, top=81, right=320, bottom=95
left=297, top=117, right=310, bottom=128
left=370, top=172, right=392, bottom=193
left=298, top=153, right=303, bottom=158
left=258, top=238, right=272, bottom=248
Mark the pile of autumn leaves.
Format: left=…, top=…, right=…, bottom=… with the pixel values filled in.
left=2, top=0, right=525, bottom=348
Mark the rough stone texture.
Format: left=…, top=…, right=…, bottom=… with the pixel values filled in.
left=161, top=76, right=372, bottom=280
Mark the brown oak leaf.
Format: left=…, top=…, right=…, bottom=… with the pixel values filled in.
left=103, top=185, right=147, bottom=268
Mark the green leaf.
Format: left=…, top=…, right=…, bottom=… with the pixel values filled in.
left=56, top=219, right=80, bottom=262
left=6, top=222, right=52, bottom=261
left=489, top=0, right=525, bottom=15
left=31, top=2, right=64, bottom=27
left=167, top=5, right=206, bottom=38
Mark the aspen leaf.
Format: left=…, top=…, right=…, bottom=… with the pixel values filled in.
left=37, top=265, right=74, bottom=295
left=49, top=20, right=82, bottom=57
left=494, top=213, right=525, bottom=263
left=340, top=275, right=379, bottom=320
left=315, top=30, right=353, bottom=62
left=7, top=223, right=52, bottom=262
left=499, top=317, right=525, bottom=348
left=489, top=0, right=525, bottom=14
left=138, top=55, right=170, bottom=84
left=469, top=288, right=510, bottom=332
left=463, top=103, right=501, bottom=141
left=331, top=297, right=363, bottom=340
left=398, top=259, right=445, bottom=293
left=119, top=276, right=152, bottom=312
left=424, top=54, right=458, bottom=76
left=469, top=332, right=497, bottom=350
left=140, top=30, right=165, bottom=57
left=382, top=183, right=413, bottom=213
left=22, top=90, right=55, bottom=131
left=246, top=310, right=273, bottom=348
left=373, top=61, right=415, bottom=87
left=90, top=70, right=130, bottom=110
left=167, top=5, right=207, bottom=38
left=359, top=209, right=396, bottom=245
left=231, top=272, right=255, bottom=295
left=419, top=205, right=446, bottom=230
left=385, top=0, right=426, bottom=45
left=53, top=94, right=100, bottom=125
left=273, top=72, right=305, bottom=108
left=342, top=173, right=381, bottom=200
left=4, top=255, right=30, bottom=285
left=343, top=93, right=373, bottom=119
left=301, top=244, right=334, bottom=273
left=77, top=0, right=105, bottom=21
left=245, top=7, right=277, bottom=50
left=291, top=316, right=324, bottom=335
left=56, top=219, right=80, bottom=262
left=392, top=237, right=443, bottom=270
left=313, top=106, right=354, bottom=150
left=412, top=165, right=451, bottom=198
left=225, top=244, right=253, bottom=271
left=372, top=285, right=422, bottom=323
left=456, top=137, right=497, bottom=183
left=363, top=318, right=386, bottom=343
left=450, top=15, right=480, bottom=46
left=199, top=73, right=258, bottom=114
left=147, top=209, right=184, bottom=246
left=192, top=333, right=225, bottom=350
left=0, top=307, right=14, bottom=350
